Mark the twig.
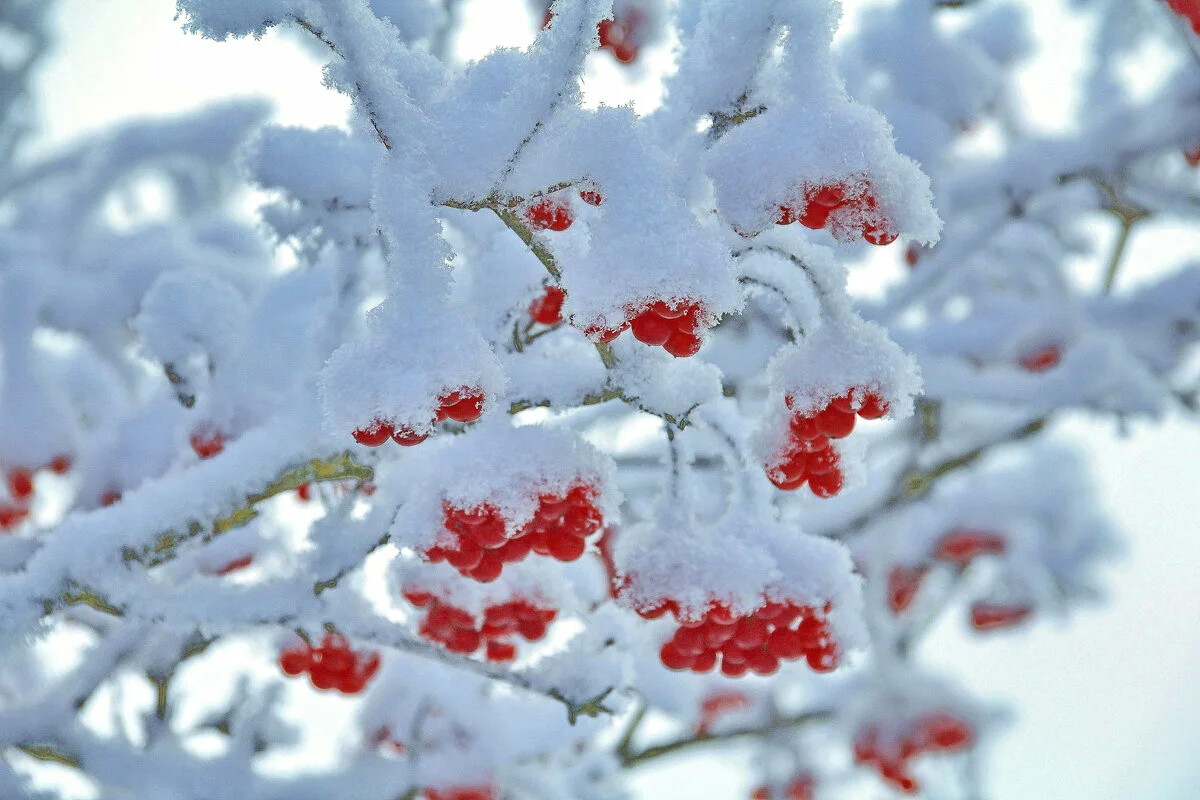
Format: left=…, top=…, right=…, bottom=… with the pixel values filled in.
left=620, top=708, right=833, bottom=766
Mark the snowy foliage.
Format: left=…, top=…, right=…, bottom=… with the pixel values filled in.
left=0, top=0, right=1197, bottom=798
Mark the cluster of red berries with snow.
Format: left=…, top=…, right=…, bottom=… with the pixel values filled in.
left=351, top=388, right=485, bottom=448
left=424, top=484, right=603, bottom=582
left=1167, top=0, right=1200, bottom=34
left=520, top=185, right=603, bottom=233
left=773, top=179, right=897, bottom=246
left=652, top=599, right=840, bottom=678
left=751, top=775, right=815, bottom=800
left=1, top=455, right=71, bottom=530
left=423, top=787, right=494, bottom=800
left=853, top=713, right=974, bottom=794
left=405, top=589, right=556, bottom=662
left=584, top=299, right=709, bottom=357
left=887, top=528, right=1031, bottom=630
left=764, top=389, right=889, bottom=497
left=278, top=633, right=381, bottom=694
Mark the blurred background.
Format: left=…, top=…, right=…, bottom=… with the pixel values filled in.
left=22, top=0, right=1200, bottom=797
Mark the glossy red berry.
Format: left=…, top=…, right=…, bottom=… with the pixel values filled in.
left=391, top=426, right=429, bottom=446
left=663, top=329, right=702, bottom=357
left=529, top=285, right=566, bottom=325
left=524, top=197, right=573, bottom=231
left=438, top=389, right=485, bottom=423
left=353, top=419, right=394, bottom=447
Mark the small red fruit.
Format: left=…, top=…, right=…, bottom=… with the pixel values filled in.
left=524, top=197, right=573, bottom=231
left=1018, top=345, right=1062, bottom=373
left=189, top=426, right=226, bottom=459
left=529, top=285, right=566, bottom=325
left=7, top=468, right=33, bottom=501
left=353, top=419, right=394, bottom=447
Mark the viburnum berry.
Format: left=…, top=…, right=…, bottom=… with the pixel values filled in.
left=528, top=285, right=566, bottom=325
left=426, top=483, right=603, bottom=582
left=407, top=590, right=557, bottom=662
left=277, top=633, right=380, bottom=695
left=436, top=388, right=485, bottom=424
left=48, top=454, right=72, bottom=474
left=295, top=482, right=312, bottom=502
left=853, top=712, right=974, bottom=794
left=597, top=6, right=647, bottom=64
left=1018, top=344, right=1062, bottom=373
left=100, top=489, right=122, bottom=507
left=1166, top=0, right=1200, bottom=35
left=695, top=690, right=751, bottom=734
left=391, top=425, right=429, bottom=446
left=579, top=188, right=604, bottom=206
left=424, top=786, right=495, bottom=800
left=887, top=565, right=927, bottom=614
left=352, top=418, right=394, bottom=447
left=7, top=467, right=33, bottom=501
left=654, top=599, right=841, bottom=677
left=210, top=554, right=254, bottom=576
left=904, top=243, right=921, bottom=268
left=970, top=602, right=1032, bottom=631
left=189, top=425, right=226, bottom=459
left=765, top=389, right=888, bottom=497
left=751, top=775, right=815, bottom=800
left=0, top=504, right=29, bottom=530
left=1186, top=143, right=1200, bottom=166
left=523, top=196, right=573, bottom=232
left=933, top=528, right=1006, bottom=566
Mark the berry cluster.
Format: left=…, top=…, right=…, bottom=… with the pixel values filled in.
left=424, top=787, right=494, bottom=800
left=1, top=455, right=71, bottom=530
left=695, top=690, right=751, bottom=734
left=1167, top=0, right=1200, bottom=34
left=584, top=299, right=708, bottom=358
left=405, top=589, right=556, bottom=662
left=189, top=424, right=226, bottom=459
left=351, top=387, right=485, bottom=448
left=425, top=484, right=603, bottom=582
left=528, top=285, right=566, bottom=325
left=597, top=6, right=647, bottom=63
left=764, top=389, right=889, bottom=497
left=751, top=775, right=815, bottom=800
left=774, top=180, right=897, bottom=245
left=651, top=600, right=840, bottom=678
left=969, top=602, right=1032, bottom=631
left=278, top=633, right=380, bottom=694
left=853, top=713, right=974, bottom=794
left=520, top=186, right=602, bottom=234
left=1018, top=344, right=1062, bottom=373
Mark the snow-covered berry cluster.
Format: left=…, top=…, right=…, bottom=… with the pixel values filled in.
left=405, top=589, right=556, bottom=662
left=352, top=388, right=486, bottom=448
left=652, top=599, right=841, bottom=678
left=585, top=299, right=709, bottom=357
left=853, top=713, right=974, bottom=794
left=773, top=179, right=897, bottom=246
left=426, top=483, right=603, bottom=582
left=278, top=633, right=381, bottom=695
left=764, top=389, right=888, bottom=497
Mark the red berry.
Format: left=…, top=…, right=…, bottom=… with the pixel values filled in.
left=439, top=389, right=485, bottom=423
left=814, top=405, right=856, bottom=438
left=279, top=644, right=311, bottom=675
left=49, top=455, right=72, bottom=474
left=808, top=467, right=844, bottom=498
left=720, top=658, right=750, bottom=678
left=970, top=603, right=1032, bottom=631
left=887, top=565, right=926, bottom=614
left=579, top=189, right=603, bottom=206
left=805, top=643, right=838, bottom=673
left=648, top=300, right=687, bottom=319
left=862, top=219, right=897, bottom=246
left=529, top=285, right=566, bottom=325
left=1018, top=345, right=1062, bottom=373
left=189, top=426, right=226, bottom=459
left=933, top=529, right=1006, bottom=565
left=100, top=490, right=121, bottom=507
left=353, top=419, right=394, bottom=447
left=805, top=446, right=837, bottom=475
left=213, top=554, right=254, bottom=575
left=7, top=468, right=33, bottom=500
left=296, top=483, right=312, bottom=502
left=468, top=551, right=504, bottom=582
left=485, top=639, right=517, bottom=662
left=390, top=425, right=428, bottom=446
left=524, top=197, right=573, bottom=231
left=630, top=310, right=675, bottom=346
left=663, top=329, right=702, bottom=358
left=1187, top=144, right=1200, bottom=166
left=660, top=641, right=694, bottom=671
left=857, top=392, right=890, bottom=419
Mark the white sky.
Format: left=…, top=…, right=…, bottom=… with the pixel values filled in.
left=28, top=1, right=1200, bottom=798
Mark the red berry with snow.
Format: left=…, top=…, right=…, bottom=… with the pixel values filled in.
left=656, top=599, right=840, bottom=677
left=523, top=196, right=573, bottom=231
left=529, top=285, right=566, bottom=325
left=278, top=633, right=380, bottom=694
left=774, top=179, right=896, bottom=245
left=853, top=712, right=974, bottom=794
left=189, top=425, right=226, bottom=459
left=970, top=602, right=1032, bottom=631
left=353, top=419, right=394, bottom=447
left=411, top=592, right=556, bottom=662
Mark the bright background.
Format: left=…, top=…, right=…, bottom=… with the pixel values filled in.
left=28, top=1, right=1200, bottom=797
